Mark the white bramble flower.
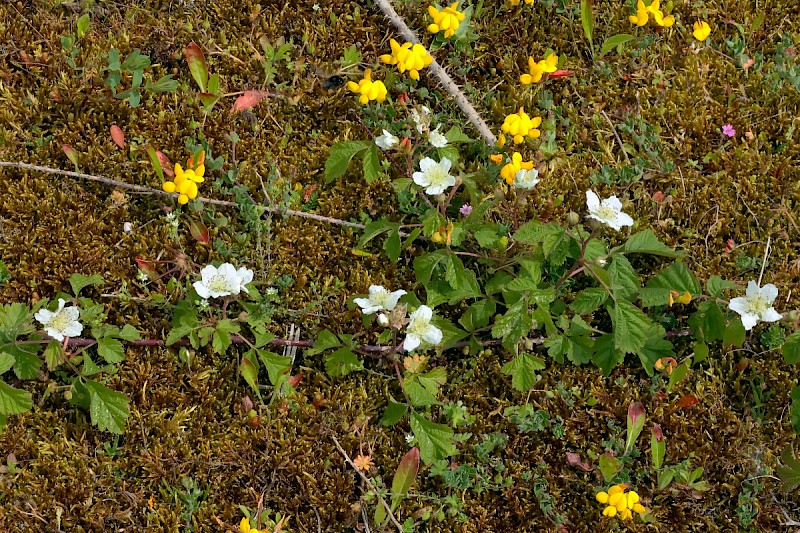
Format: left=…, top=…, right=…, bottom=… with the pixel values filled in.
left=428, top=126, right=448, bottom=148
left=413, top=157, right=456, bottom=196
left=403, top=305, right=443, bottom=352
left=586, top=190, right=634, bottom=231
left=728, top=281, right=782, bottom=330
left=354, top=285, right=406, bottom=315
left=514, top=168, right=540, bottom=190
left=193, top=263, right=253, bottom=299
left=375, top=130, right=400, bottom=150
left=34, top=298, right=83, bottom=341
left=410, top=106, right=431, bottom=134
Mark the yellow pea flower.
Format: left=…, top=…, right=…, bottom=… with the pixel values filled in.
left=239, top=518, right=261, bottom=533
left=519, top=53, right=559, bottom=84
left=428, top=2, right=466, bottom=39
left=162, top=151, right=205, bottom=205
left=500, top=152, right=534, bottom=185
left=646, top=0, right=674, bottom=27
left=596, top=485, right=648, bottom=521
left=501, top=107, right=542, bottom=144
left=628, top=0, right=648, bottom=26
left=509, top=0, right=535, bottom=4
left=380, top=39, right=433, bottom=80
left=346, top=69, right=388, bottom=104
left=693, top=21, right=711, bottom=41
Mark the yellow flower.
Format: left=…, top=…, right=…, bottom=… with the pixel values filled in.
left=500, top=152, right=534, bottom=185
left=509, top=0, right=535, bottom=4
left=489, top=153, right=504, bottom=164
left=692, top=20, right=711, bottom=41
left=496, top=133, right=506, bottom=148
left=240, top=517, right=261, bottom=533
left=501, top=107, right=542, bottom=144
left=519, top=53, right=558, bottom=84
left=162, top=151, right=205, bottom=205
left=346, top=68, right=388, bottom=104
left=646, top=0, right=674, bottom=27
left=428, top=2, right=466, bottom=39
left=380, top=39, right=433, bottom=81
left=596, top=485, right=647, bottom=521
left=628, top=0, right=648, bottom=26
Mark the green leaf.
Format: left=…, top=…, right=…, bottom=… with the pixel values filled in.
left=69, top=273, right=104, bottom=296
left=107, top=48, right=120, bottom=71
left=97, top=337, right=125, bottom=364
left=43, top=341, right=63, bottom=371
left=10, top=344, right=41, bottom=380
left=257, top=350, right=292, bottom=386
left=688, top=301, right=726, bottom=342
left=667, top=363, right=689, bottom=391
left=166, top=325, right=194, bottom=346
left=693, top=341, right=709, bottom=364
left=85, top=379, right=130, bottom=434
left=405, top=368, right=447, bottom=407
left=357, top=218, right=400, bottom=251
left=611, top=300, right=653, bottom=354
left=639, top=262, right=701, bottom=307
left=0, top=353, right=14, bottom=375
left=115, top=324, right=140, bottom=342
left=598, top=453, right=621, bottom=482
left=324, top=141, right=370, bottom=182
left=122, top=49, right=150, bottom=71
left=362, top=143, right=382, bottom=183
left=324, top=347, right=363, bottom=377
left=0, top=303, right=33, bottom=341
left=444, top=126, right=473, bottom=143
left=707, top=275, right=736, bottom=297
left=638, top=325, right=673, bottom=376
left=608, top=256, right=640, bottom=301
left=82, top=352, right=103, bottom=376
left=307, top=329, right=342, bottom=356
left=76, top=13, right=90, bottom=38
left=146, top=146, right=165, bottom=181
left=599, top=33, right=634, bottom=57
left=790, top=387, right=800, bottom=434
left=491, top=299, right=532, bottom=351
left=410, top=411, right=458, bottom=465
left=185, top=42, right=208, bottom=92
left=207, top=73, right=221, bottom=94
left=777, top=443, right=800, bottom=491
left=145, top=74, right=179, bottom=93
left=622, top=229, right=684, bottom=257
left=380, top=399, right=408, bottom=426
left=384, top=229, right=401, bottom=262
left=212, top=319, right=240, bottom=354
left=414, top=249, right=449, bottom=285
left=458, top=299, right=496, bottom=332
left=651, top=426, right=665, bottom=470
left=390, top=447, right=419, bottom=508
left=571, top=288, right=608, bottom=314
left=723, top=320, right=746, bottom=348
left=624, top=402, right=646, bottom=456
left=240, top=352, right=260, bottom=397
left=783, top=332, right=800, bottom=365
left=501, top=353, right=545, bottom=392
left=512, top=221, right=562, bottom=245
left=580, top=0, right=594, bottom=46
left=593, top=333, right=624, bottom=376
left=0, top=380, right=33, bottom=416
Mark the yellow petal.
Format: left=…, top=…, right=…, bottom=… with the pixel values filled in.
left=178, top=194, right=189, bottom=205
left=603, top=506, right=617, bottom=517
left=162, top=181, right=176, bottom=193
left=596, top=491, right=610, bottom=503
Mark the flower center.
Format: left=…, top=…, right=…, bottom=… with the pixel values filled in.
left=427, top=167, right=448, bottom=187
left=408, top=315, right=427, bottom=336
left=747, top=294, right=770, bottom=315
left=596, top=205, right=617, bottom=220
left=50, top=310, right=72, bottom=332
left=208, top=274, right=231, bottom=293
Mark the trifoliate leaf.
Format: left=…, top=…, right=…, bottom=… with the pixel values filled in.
left=324, top=348, right=363, bottom=377
left=85, top=379, right=130, bottom=434
left=501, top=353, right=545, bottom=392
left=638, top=325, right=674, bottom=376
left=406, top=368, right=447, bottom=407
left=414, top=249, right=449, bottom=285
left=324, top=141, right=370, bottom=182
left=410, top=411, right=458, bottom=465
left=0, top=380, right=33, bottom=416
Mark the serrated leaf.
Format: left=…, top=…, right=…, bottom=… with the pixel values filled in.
left=593, top=333, right=624, bottom=376
left=325, top=347, right=362, bottom=377
left=406, top=368, right=447, bottom=407
left=166, top=325, right=194, bottom=346
left=85, top=380, right=130, bottom=434
left=638, top=325, right=673, bottom=376
left=212, top=319, right=240, bottom=354
left=383, top=229, right=401, bottom=262
left=623, top=229, right=684, bottom=257
left=10, top=344, right=41, bottom=380
left=380, top=399, right=408, bottom=426
left=69, top=273, right=104, bottom=296
left=571, top=288, right=608, bottom=314
left=611, top=300, right=653, bottom=354
left=414, top=249, right=449, bottom=285
left=608, top=256, right=640, bottom=301
left=410, top=411, right=458, bottom=465
left=257, top=350, right=292, bottom=386
left=459, top=299, right=496, bottom=331
left=362, top=143, right=382, bottom=183
left=688, top=301, right=726, bottom=343
left=501, top=353, right=545, bottom=392
left=97, top=337, right=125, bottom=364
left=432, top=318, right=468, bottom=350
left=324, top=141, right=370, bottom=182
left=640, top=262, right=701, bottom=307
left=512, top=221, right=562, bottom=245
left=357, top=218, right=401, bottom=250
left=491, top=299, right=532, bottom=351
left=783, top=332, right=800, bottom=365
left=307, top=329, right=341, bottom=356
left=777, top=443, right=800, bottom=491
left=0, top=380, right=33, bottom=416
left=0, top=353, right=13, bottom=375
left=707, top=275, right=736, bottom=297
left=444, top=126, right=472, bottom=143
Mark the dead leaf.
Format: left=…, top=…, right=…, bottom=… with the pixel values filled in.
left=565, top=452, right=592, bottom=472
left=230, top=90, right=270, bottom=113
left=676, top=395, right=699, bottom=409
left=156, top=151, right=174, bottom=178
left=110, top=125, right=125, bottom=149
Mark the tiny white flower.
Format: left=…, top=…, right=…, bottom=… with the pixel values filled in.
left=514, top=168, right=540, bottom=190
left=34, top=298, right=83, bottom=341
left=123, top=221, right=133, bottom=234
left=403, top=305, right=443, bottom=352
left=377, top=313, right=389, bottom=326
left=728, top=281, right=782, bottom=331
left=193, top=263, right=254, bottom=299
left=586, top=190, right=634, bottom=231
left=375, top=129, right=400, bottom=151
left=136, top=270, right=149, bottom=282
left=265, top=287, right=278, bottom=296
left=354, top=285, right=407, bottom=315
left=410, top=105, right=431, bottom=134
left=413, top=157, right=456, bottom=196
left=428, top=126, right=448, bottom=148
left=164, top=212, right=177, bottom=222
left=198, top=298, right=210, bottom=309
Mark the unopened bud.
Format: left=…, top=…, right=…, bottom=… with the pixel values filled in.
left=566, top=211, right=581, bottom=226
left=594, top=256, right=608, bottom=268
left=377, top=313, right=389, bottom=326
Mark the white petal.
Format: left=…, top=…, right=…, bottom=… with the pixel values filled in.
left=740, top=313, right=758, bottom=331
left=615, top=212, right=634, bottom=228
left=238, top=267, right=254, bottom=286
left=586, top=190, right=600, bottom=211
left=761, top=308, right=782, bottom=322
left=760, top=283, right=779, bottom=303
left=61, top=322, right=83, bottom=338
left=745, top=281, right=760, bottom=297
left=425, top=184, right=445, bottom=195
left=413, top=305, right=433, bottom=322
left=728, top=297, right=750, bottom=315
left=377, top=313, right=390, bottom=326
left=44, top=326, right=65, bottom=341
left=421, top=324, right=443, bottom=345
left=602, top=196, right=623, bottom=211
left=368, top=285, right=388, bottom=298
left=199, top=264, right=219, bottom=282
left=218, top=263, right=237, bottom=279
left=193, top=281, right=212, bottom=299
left=385, top=290, right=407, bottom=310
left=55, top=298, right=67, bottom=312
left=403, top=333, right=421, bottom=352
left=419, top=157, right=436, bottom=172
left=34, top=309, right=55, bottom=324
left=63, top=306, right=81, bottom=321
left=354, top=298, right=381, bottom=314
left=413, top=171, right=430, bottom=188
left=440, top=157, right=452, bottom=173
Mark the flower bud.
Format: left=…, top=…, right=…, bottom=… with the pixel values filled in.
left=594, top=256, right=608, bottom=268
left=566, top=211, right=581, bottom=226
left=377, top=313, right=389, bottom=326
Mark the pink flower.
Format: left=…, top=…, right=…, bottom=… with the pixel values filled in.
left=459, top=204, right=472, bottom=216
left=722, top=124, right=736, bottom=137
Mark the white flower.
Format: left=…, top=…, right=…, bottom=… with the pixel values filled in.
left=354, top=285, right=406, bottom=315
left=428, top=126, right=448, bottom=148
left=193, top=263, right=253, bottom=299
left=123, top=221, right=133, bottom=234
left=375, top=129, right=399, bottom=150
left=728, top=281, right=782, bottom=331
left=410, top=106, right=431, bottom=133
left=585, top=190, right=634, bottom=230
left=413, top=157, right=456, bottom=196
left=514, top=168, right=540, bottom=190
left=34, top=298, right=83, bottom=341
left=403, top=305, right=443, bottom=352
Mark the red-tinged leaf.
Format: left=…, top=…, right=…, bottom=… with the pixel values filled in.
left=391, top=447, right=419, bottom=503
left=548, top=69, right=574, bottom=78
left=625, top=402, right=646, bottom=455
left=110, top=125, right=125, bottom=149
left=652, top=423, right=664, bottom=441
left=230, top=90, right=270, bottom=113
left=288, top=373, right=303, bottom=387
left=188, top=219, right=210, bottom=243
left=135, top=257, right=158, bottom=279
left=676, top=395, right=699, bottom=409
left=62, top=144, right=79, bottom=168
left=156, top=151, right=174, bottom=178
left=566, top=452, right=592, bottom=472
left=145, top=147, right=164, bottom=181
left=185, top=42, right=208, bottom=92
